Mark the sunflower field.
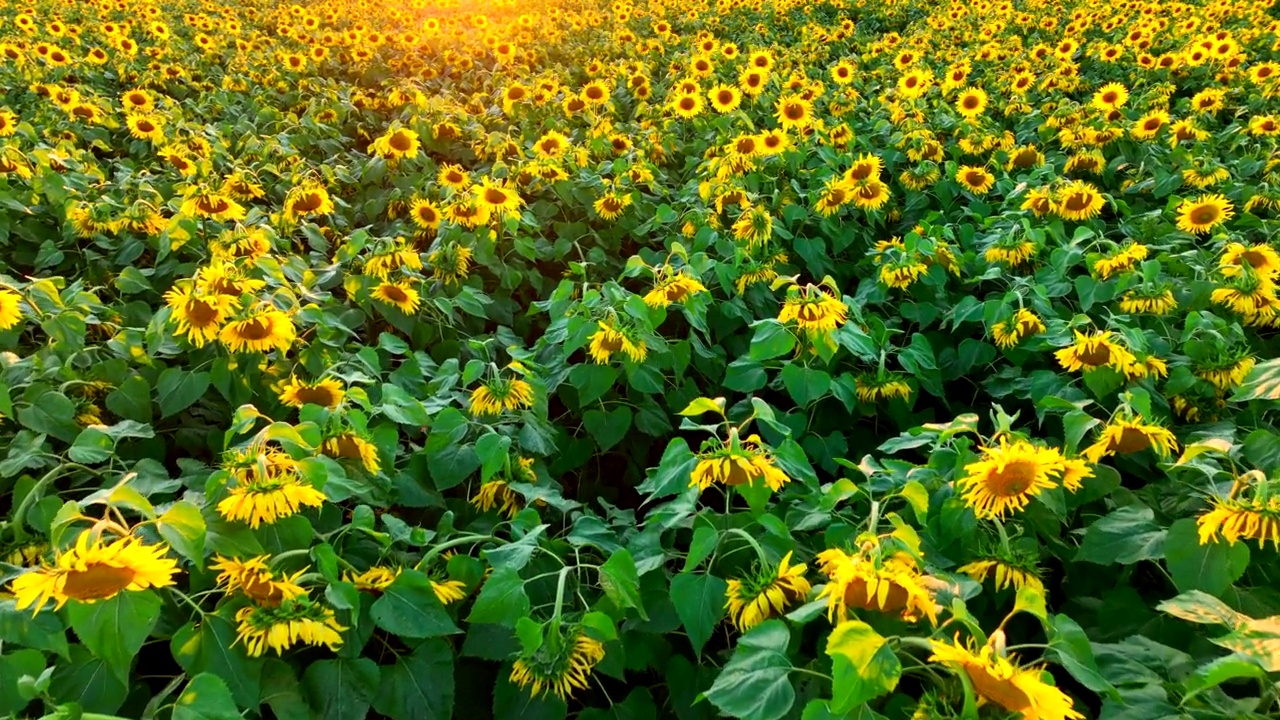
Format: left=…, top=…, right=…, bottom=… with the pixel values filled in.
left=6, top=0, right=1280, bottom=717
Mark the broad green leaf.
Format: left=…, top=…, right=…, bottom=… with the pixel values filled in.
left=678, top=397, right=725, bottom=417
left=173, top=674, right=242, bottom=720
left=780, top=364, right=831, bottom=406
left=1075, top=506, right=1166, bottom=565
left=670, top=572, right=727, bottom=657
left=302, top=658, right=380, bottom=720
left=427, top=444, right=481, bottom=491
left=0, top=599, right=70, bottom=659
left=683, top=523, right=719, bottom=572
left=476, top=432, right=512, bottom=482
left=484, top=525, right=548, bottom=571
left=1232, top=356, right=1280, bottom=401
left=370, top=570, right=461, bottom=639
left=373, top=640, right=454, bottom=720
left=68, top=427, right=114, bottom=464
left=748, top=320, right=797, bottom=361
left=636, top=437, right=697, bottom=499
left=584, top=406, right=632, bottom=451
left=170, top=615, right=264, bottom=709
left=380, top=384, right=432, bottom=426
left=1163, top=518, right=1248, bottom=596
left=66, top=590, right=161, bottom=685
left=1157, top=590, right=1248, bottom=626
left=568, top=364, right=619, bottom=406
left=157, top=500, right=207, bottom=565
left=825, top=620, right=900, bottom=713
left=468, top=567, right=531, bottom=627
left=599, top=549, right=647, bottom=620
left=1181, top=655, right=1266, bottom=704
left=49, top=645, right=127, bottom=715
left=704, top=620, right=795, bottom=720
left=156, top=368, right=210, bottom=418
left=1047, top=614, right=1115, bottom=696
left=260, top=660, right=311, bottom=720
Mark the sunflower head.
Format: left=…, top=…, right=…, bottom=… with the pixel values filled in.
left=725, top=551, right=811, bottom=631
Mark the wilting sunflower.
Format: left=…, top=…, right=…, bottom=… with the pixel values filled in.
left=364, top=239, right=422, bottom=279
left=725, top=551, right=811, bottom=631
left=992, top=309, right=1046, bottom=349
left=816, top=547, right=939, bottom=624
left=1195, top=356, right=1255, bottom=392
left=959, top=558, right=1044, bottom=594
left=1083, top=413, right=1178, bottom=463
left=211, top=555, right=306, bottom=606
left=510, top=624, right=605, bottom=701
left=368, top=127, right=420, bottom=161
left=956, top=438, right=1074, bottom=519
left=879, top=258, right=929, bottom=290
left=856, top=373, right=912, bottom=402
left=732, top=204, right=775, bottom=246
left=1120, top=287, right=1177, bottom=315
left=469, top=375, right=535, bottom=416
left=1219, top=242, right=1280, bottom=279
left=284, top=182, right=335, bottom=221
left=346, top=566, right=400, bottom=593
left=956, top=165, right=996, bottom=195
left=1055, top=330, right=1136, bottom=374
left=322, top=431, right=380, bottom=473
left=930, top=635, right=1084, bottom=720
left=777, top=284, right=848, bottom=337
left=984, top=235, right=1038, bottom=266
left=234, top=598, right=345, bottom=657
left=217, top=447, right=326, bottom=528
left=643, top=270, right=706, bottom=308
left=0, top=288, right=23, bottom=330
left=180, top=188, right=246, bottom=222
left=1210, top=272, right=1279, bottom=322
left=164, top=284, right=235, bottom=347
left=9, top=530, right=180, bottom=614
left=1176, top=194, right=1234, bottom=234
left=1198, top=492, right=1280, bottom=550
left=691, top=431, right=790, bottom=492
left=278, top=376, right=345, bottom=409
left=220, top=309, right=296, bottom=354
left=371, top=281, right=421, bottom=313
left=1093, top=242, right=1149, bottom=279
left=587, top=320, right=647, bottom=364
left=955, top=87, right=988, bottom=118
left=427, top=244, right=473, bottom=285
left=472, top=479, right=524, bottom=519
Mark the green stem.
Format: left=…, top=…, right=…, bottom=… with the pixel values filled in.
left=168, top=587, right=208, bottom=618
left=723, top=527, right=770, bottom=566
left=7, top=464, right=82, bottom=542
left=415, top=534, right=493, bottom=571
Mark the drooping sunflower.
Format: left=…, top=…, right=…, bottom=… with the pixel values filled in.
left=778, top=284, right=848, bottom=337
left=510, top=624, right=606, bottom=701
left=371, top=281, right=421, bottom=314
left=278, top=376, right=345, bottom=409
left=984, top=235, right=1039, bottom=266
left=1198, top=492, right=1280, bottom=550
left=217, top=447, right=325, bottom=528
left=180, top=188, right=246, bottom=222
left=1219, top=242, right=1280, bottom=279
left=643, top=270, right=707, bottom=308
left=1083, top=413, right=1178, bottom=463
left=587, top=320, right=647, bottom=364
left=346, top=566, right=400, bottom=593
left=690, top=432, right=791, bottom=493
left=164, top=284, right=236, bottom=347
left=220, top=309, right=296, bottom=354
left=1093, top=242, right=1149, bottom=279
left=930, top=636, right=1084, bottom=720
left=473, top=479, right=524, bottom=519
left=725, top=551, right=811, bottom=632
left=956, top=438, right=1072, bottom=519
left=0, top=288, right=23, bottom=330
left=364, top=239, right=422, bottom=279
left=1022, top=187, right=1056, bottom=217
left=959, top=558, right=1044, bottom=594
left=1195, top=355, right=1255, bottom=392
left=284, top=182, right=335, bottom=221
left=9, top=530, right=180, bottom=614
left=427, top=244, right=473, bottom=285
left=850, top=179, right=892, bottom=211
left=1055, top=330, right=1137, bottom=374
left=469, top=375, right=535, bottom=416
left=1176, top=194, right=1234, bottom=234
left=234, top=598, right=345, bottom=657
left=956, top=165, right=996, bottom=195
left=210, top=555, right=306, bottom=606
left=322, top=431, right=381, bottom=473
left=856, top=373, right=913, bottom=402
left=732, top=204, right=775, bottom=247
left=816, top=547, right=938, bottom=624
left=991, top=308, right=1046, bottom=349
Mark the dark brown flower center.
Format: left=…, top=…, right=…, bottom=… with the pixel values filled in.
left=62, top=563, right=136, bottom=601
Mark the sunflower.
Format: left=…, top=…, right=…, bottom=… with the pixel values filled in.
left=469, top=376, right=535, bottom=416
left=210, top=555, right=306, bottom=606
left=732, top=204, right=774, bottom=247
left=594, top=191, right=632, bottom=221
left=125, top=114, right=164, bottom=143
left=816, top=548, right=938, bottom=624
left=1250, top=116, right=1280, bottom=137
left=217, top=447, right=325, bottom=528
left=1182, top=165, right=1230, bottom=188
left=587, top=320, right=647, bottom=364
left=708, top=83, right=742, bottom=113
left=1083, top=414, right=1178, bottom=463
left=369, top=127, right=420, bottom=161
left=670, top=93, right=703, bottom=119
left=775, top=95, right=812, bottom=129
left=322, top=431, right=380, bottom=473
left=984, top=236, right=1038, bottom=266
left=930, top=636, right=1084, bottom=720
left=364, top=239, right=422, bottom=278
left=1176, top=194, right=1234, bottom=235
left=180, top=189, right=246, bottom=222
left=955, top=87, right=988, bottom=118
left=778, top=285, right=848, bottom=336
left=164, top=284, right=235, bottom=347
left=234, top=598, right=344, bottom=657
left=408, top=198, right=442, bottom=231
left=856, top=373, right=913, bottom=402
left=958, top=559, right=1044, bottom=594
left=1055, top=330, right=1136, bottom=373
left=814, top=178, right=854, bottom=216
left=1195, top=356, right=1255, bottom=392
left=1219, top=243, right=1280, bottom=279
left=0, top=109, right=17, bottom=138
left=879, top=258, right=929, bottom=290
left=533, top=130, right=570, bottom=158
left=850, top=179, right=892, bottom=211
left=220, top=309, right=296, bottom=354
left=371, top=281, right=421, bottom=313
left=1130, top=110, right=1169, bottom=140
left=956, top=438, right=1073, bottom=519
left=956, top=165, right=996, bottom=195
left=897, top=68, right=933, bottom=99
left=643, top=271, right=707, bottom=308
left=278, top=376, right=344, bottom=409
left=0, top=288, right=23, bottom=331
left=1005, top=145, right=1045, bottom=172
left=510, top=625, right=605, bottom=701
left=691, top=432, right=790, bottom=493
left=1091, top=82, right=1129, bottom=110
left=472, top=479, right=524, bottom=519
left=284, top=182, right=334, bottom=221
left=474, top=178, right=523, bottom=221
left=1198, top=494, right=1280, bottom=550
left=1120, top=287, right=1177, bottom=315
left=427, top=244, right=473, bottom=285
left=758, top=129, right=789, bottom=155
left=438, top=163, right=471, bottom=191
left=9, top=530, right=180, bottom=614
left=992, top=308, right=1046, bottom=349
left=1093, top=242, right=1148, bottom=279
left=725, top=551, right=811, bottom=632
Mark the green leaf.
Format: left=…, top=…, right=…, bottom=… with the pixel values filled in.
left=1232, top=356, right=1280, bottom=401
left=370, top=570, right=461, bottom=639
left=381, top=384, right=432, bottom=426
left=260, top=660, right=311, bottom=720
left=157, top=500, right=207, bottom=565
left=1048, top=614, right=1115, bottom=696
left=748, top=320, right=796, bottom=361
left=0, top=647, right=42, bottom=716
left=1164, top=518, right=1249, bottom=596
left=670, top=573, right=727, bottom=657
left=568, top=364, right=618, bottom=406
left=476, top=432, right=513, bottom=482
left=17, top=389, right=79, bottom=442
left=825, top=620, right=900, bottom=713
left=106, top=375, right=152, bottom=424
left=1075, top=506, right=1167, bottom=565
left=678, top=397, right=725, bottom=417
left=173, top=674, right=242, bottom=720
left=584, top=406, right=632, bottom=451
left=724, top=358, right=768, bottom=392
left=1013, top=585, right=1048, bottom=623
left=428, top=444, right=481, bottom=491
left=1181, top=655, right=1266, bottom=703
left=156, top=368, right=211, bottom=418
left=170, top=615, right=264, bottom=709
left=484, top=525, right=547, bottom=571
left=704, top=620, right=794, bottom=720
left=1157, top=590, right=1249, bottom=626
left=0, top=599, right=70, bottom=659
left=49, top=645, right=127, bottom=715
left=468, top=567, right=531, bottom=627
left=599, top=549, right=647, bottom=620
left=68, top=427, right=114, bottom=464
left=66, top=590, right=161, bottom=685
left=780, top=364, right=831, bottom=406
left=373, top=640, right=455, bottom=720
left=302, top=658, right=380, bottom=720
left=636, top=438, right=697, bottom=499
left=682, top=524, right=719, bottom=572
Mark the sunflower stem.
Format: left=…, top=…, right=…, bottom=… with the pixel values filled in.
left=7, top=463, right=82, bottom=542
left=415, top=533, right=494, bottom=571
left=723, top=527, right=770, bottom=566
